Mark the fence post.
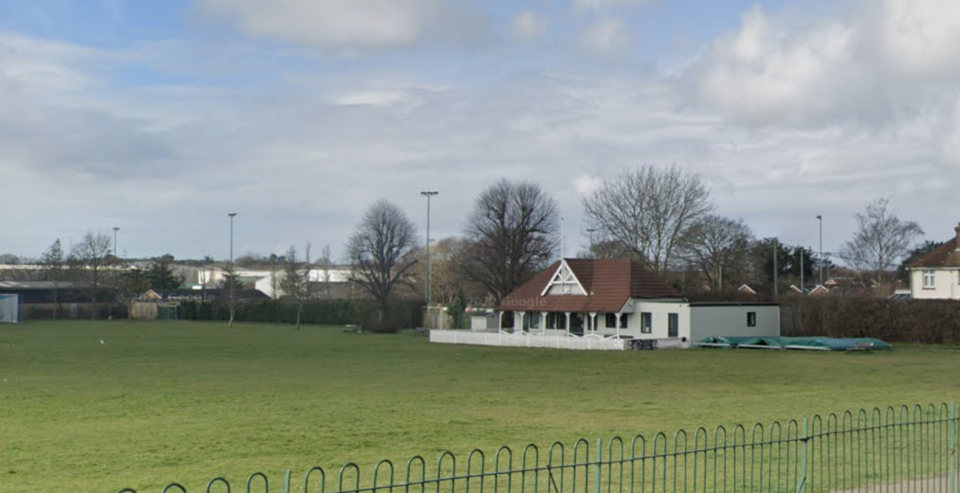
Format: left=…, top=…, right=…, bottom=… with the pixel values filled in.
left=595, top=438, right=602, bottom=493
left=952, top=402, right=957, bottom=493
left=796, top=417, right=807, bottom=493
left=284, top=469, right=291, bottom=493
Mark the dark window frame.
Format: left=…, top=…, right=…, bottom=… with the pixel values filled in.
left=641, top=312, right=652, bottom=334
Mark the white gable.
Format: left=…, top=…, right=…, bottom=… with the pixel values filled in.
left=541, top=260, right=587, bottom=296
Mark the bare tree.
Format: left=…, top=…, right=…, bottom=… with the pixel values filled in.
left=41, top=239, right=66, bottom=320
left=200, top=255, right=214, bottom=302
left=115, top=267, right=151, bottom=321
left=679, top=215, right=754, bottom=290
left=280, top=244, right=313, bottom=329
left=838, top=198, right=924, bottom=290
left=582, top=165, right=713, bottom=278
left=70, top=231, right=113, bottom=320
left=347, top=199, right=419, bottom=330
left=317, top=244, right=333, bottom=299
left=268, top=253, right=282, bottom=299
left=0, top=253, right=20, bottom=264
left=412, top=237, right=472, bottom=307
left=218, top=263, right=242, bottom=298
left=579, top=237, right=637, bottom=259
left=461, top=179, right=559, bottom=304
left=0, top=254, right=40, bottom=281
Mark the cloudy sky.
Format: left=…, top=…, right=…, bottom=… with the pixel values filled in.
left=1, top=0, right=958, bottom=262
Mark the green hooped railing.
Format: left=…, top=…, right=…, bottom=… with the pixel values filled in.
left=118, top=402, right=960, bottom=493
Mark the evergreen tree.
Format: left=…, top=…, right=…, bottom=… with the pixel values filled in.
left=149, top=254, right=184, bottom=298
left=41, top=239, right=65, bottom=320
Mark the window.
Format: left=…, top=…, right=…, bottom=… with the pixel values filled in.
left=641, top=312, right=652, bottom=334
left=570, top=313, right=584, bottom=334
left=923, top=270, right=936, bottom=288
left=620, top=313, right=629, bottom=328
left=605, top=313, right=617, bottom=328
left=747, top=312, right=757, bottom=327
left=668, top=313, right=679, bottom=337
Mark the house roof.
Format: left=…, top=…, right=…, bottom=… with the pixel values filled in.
left=497, top=258, right=681, bottom=313
left=910, top=238, right=960, bottom=269
left=737, top=284, right=757, bottom=295
left=807, top=285, right=831, bottom=296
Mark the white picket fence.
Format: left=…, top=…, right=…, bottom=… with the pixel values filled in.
left=429, top=329, right=628, bottom=351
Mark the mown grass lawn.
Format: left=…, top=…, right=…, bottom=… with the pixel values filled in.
left=1, top=320, right=959, bottom=493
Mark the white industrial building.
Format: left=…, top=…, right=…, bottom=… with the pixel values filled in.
left=196, top=266, right=356, bottom=299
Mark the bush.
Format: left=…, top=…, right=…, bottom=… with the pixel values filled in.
left=780, top=298, right=960, bottom=344
left=178, top=299, right=423, bottom=330
left=21, top=303, right=126, bottom=320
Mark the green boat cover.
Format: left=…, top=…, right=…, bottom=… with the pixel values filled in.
left=697, top=336, right=891, bottom=351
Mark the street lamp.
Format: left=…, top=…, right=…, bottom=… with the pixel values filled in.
left=228, top=212, right=237, bottom=327
left=816, top=215, right=823, bottom=286
left=420, top=191, right=438, bottom=307
left=112, top=227, right=120, bottom=258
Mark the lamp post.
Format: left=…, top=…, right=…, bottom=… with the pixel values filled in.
left=816, top=215, right=823, bottom=286
left=420, top=191, right=438, bottom=308
left=228, top=212, right=237, bottom=327
left=112, top=227, right=120, bottom=258
left=799, top=249, right=804, bottom=293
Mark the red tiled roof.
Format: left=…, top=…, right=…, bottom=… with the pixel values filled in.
left=910, top=238, right=960, bottom=269
left=497, top=258, right=681, bottom=313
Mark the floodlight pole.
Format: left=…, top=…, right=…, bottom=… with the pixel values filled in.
left=420, top=191, right=438, bottom=308
left=816, top=215, right=823, bottom=286
left=112, top=227, right=120, bottom=258
left=800, top=249, right=804, bottom=293
left=228, top=212, right=237, bottom=327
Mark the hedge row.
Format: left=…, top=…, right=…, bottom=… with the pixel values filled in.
left=179, top=299, right=423, bottom=332
left=24, top=303, right=128, bottom=320
left=780, top=298, right=960, bottom=345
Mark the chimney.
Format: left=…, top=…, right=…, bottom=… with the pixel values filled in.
left=956, top=223, right=960, bottom=251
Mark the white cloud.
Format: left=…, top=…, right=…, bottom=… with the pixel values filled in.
left=196, top=0, right=488, bottom=52
left=511, top=11, right=548, bottom=41
left=573, top=174, right=603, bottom=196
left=939, top=97, right=960, bottom=168
left=580, top=18, right=630, bottom=55
left=0, top=30, right=105, bottom=94
left=4, top=7, right=960, bottom=262
left=680, top=0, right=960, bottom=129
left=877, top=0, right=960, bottom=80
left=681, top=6, right=879, bottom=126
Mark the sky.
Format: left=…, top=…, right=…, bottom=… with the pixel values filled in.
left=1, top=0, right=959, bottom=262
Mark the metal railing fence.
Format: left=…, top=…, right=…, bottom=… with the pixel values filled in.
left=117, top=402, right=960, bottom=493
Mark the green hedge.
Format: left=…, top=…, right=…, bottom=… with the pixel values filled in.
left=22, top=303, right=128, bottom=320
left=781, top=298, right=960, bottom=344
left=179, top=299, right=423, bottom=332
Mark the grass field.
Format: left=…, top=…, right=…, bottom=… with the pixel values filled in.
left=1, top=321, right=959, bottom=493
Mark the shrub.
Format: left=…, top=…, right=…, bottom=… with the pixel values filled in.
left=178, top=299, right=423, bottom=330
left=780, top=298, right=960, bottom=344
